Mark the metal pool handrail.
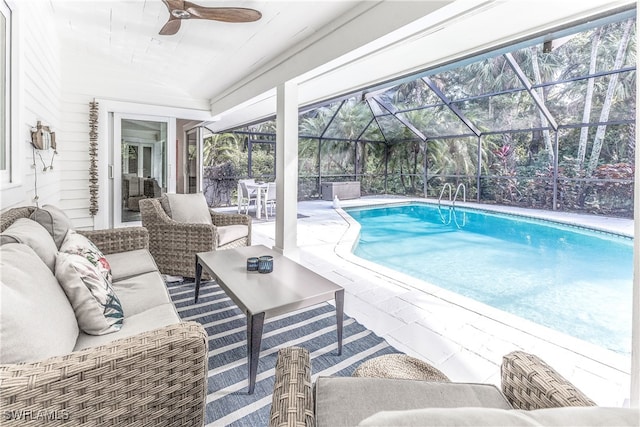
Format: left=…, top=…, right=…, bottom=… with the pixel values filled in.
left=438, top=183, right=466, bottom=205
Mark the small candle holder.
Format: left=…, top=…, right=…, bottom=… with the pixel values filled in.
left=246, top=257, right=259, bottom=271
left=258, top=255, right=273, bottom=273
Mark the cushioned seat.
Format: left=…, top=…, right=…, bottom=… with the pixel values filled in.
left=217, top=224, right=250, bottom=246
left=74, top=303, right=180, bottom=350
left=315, top=377, right=512, bottom=427
left=106, top=249, right=159, bottom=282
left=111, top=271, right=173, bottom=316
left=358, top=407, right=640, bottom=426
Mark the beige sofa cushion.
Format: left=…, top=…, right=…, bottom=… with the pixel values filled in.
left=358, top=407, right=640, bottom=426
left=167, top=193, right=212, bottom=224
left=74, top=303, right=180, bottom=351
left=314, top=377, right=512, bottom=427
left=0, top=218, right=58, bottom=271
left=56, top=252, right=124, bottom=335
left=106, top=249, right=159, bottom=282
left=217, top=224, right=249, bottom=247
left=112, top=271, right=173, bottom=317
left=30, top=204, right=73, bottom=249
left=0, top=244, right=79, bottom=363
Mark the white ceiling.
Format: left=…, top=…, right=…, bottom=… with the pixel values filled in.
left=47, top=0, right=636, bottom=129
left=51, top=0, right=355, bottom=95
left=50, top=0, right=451, bottom=111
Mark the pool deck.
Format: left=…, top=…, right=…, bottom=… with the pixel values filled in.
left=219, top=196, right=633, bottom=407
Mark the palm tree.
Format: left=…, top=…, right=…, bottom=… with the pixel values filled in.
left=586, top=18, right=634, bottom=175
left=202, top=132, right=243, bottom=167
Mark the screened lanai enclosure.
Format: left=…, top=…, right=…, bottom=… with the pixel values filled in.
left=203, top=14, right=636, bottom=218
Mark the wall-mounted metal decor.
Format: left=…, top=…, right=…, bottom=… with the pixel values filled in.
left=89, top=101, right=99, bottom=216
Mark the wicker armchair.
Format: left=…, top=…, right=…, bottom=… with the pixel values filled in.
left=500, top=350, right=595, bottom=409
left=139, top=196, right=252, bottom=278
left=269, top=348, right=596, bottom=427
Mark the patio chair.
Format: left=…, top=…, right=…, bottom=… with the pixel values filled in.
left=139, top=194, right=251, bottom=278
left=237, top=179, right=258, bottom=214
left=263, top=182, right=276, bottom=219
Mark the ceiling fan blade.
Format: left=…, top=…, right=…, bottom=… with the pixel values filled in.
left=159, top=17, right=181, bottom=35
left=185, top=4, right=262, bottom=23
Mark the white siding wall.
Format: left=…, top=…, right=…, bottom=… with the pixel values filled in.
left=1, top=1, right=61, bottom=211
left=57, top=92, right=98, bottom=230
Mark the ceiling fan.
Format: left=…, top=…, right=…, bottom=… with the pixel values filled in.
left=159, top=0, right=262, bottom=36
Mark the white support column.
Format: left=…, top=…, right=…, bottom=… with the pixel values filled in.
left=631, top=58, right=640, bottom=408
left=632, top=15, right=639, bottom=407
left=274, top=81, right=298, bottom=255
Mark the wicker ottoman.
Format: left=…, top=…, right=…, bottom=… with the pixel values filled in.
left=352, top=354, right=450, bottom=382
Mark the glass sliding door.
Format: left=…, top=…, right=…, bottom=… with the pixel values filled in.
left=114, top=114, right=173, bottom=225
left=185, top=127, right=201, bottom=193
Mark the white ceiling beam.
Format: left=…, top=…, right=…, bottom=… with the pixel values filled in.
left=208, top=0, right=453, bottom=118
left=209, top=0, right=635, bottom=132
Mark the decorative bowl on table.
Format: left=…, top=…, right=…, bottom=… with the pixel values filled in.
left=258, top=255, right=273, bottom=273
left=246, top=257, right=259, bottom=271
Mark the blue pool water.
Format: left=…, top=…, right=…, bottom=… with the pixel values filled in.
left=346, top=203, right=633, bottom=355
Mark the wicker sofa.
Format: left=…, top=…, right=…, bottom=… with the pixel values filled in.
left=0, top=206, right=208, bottom=426
left=269, top=347, right=638, bottom=426
left=139, top=195, right=251, bottom=278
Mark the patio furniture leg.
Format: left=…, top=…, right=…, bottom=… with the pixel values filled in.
left=335, top=289, right=344, bottom=355
left=256, top=188, right=262, bottom=219
left=194, top=259, right=203, bottom=303
left=247, top=311, right=265, bottom=394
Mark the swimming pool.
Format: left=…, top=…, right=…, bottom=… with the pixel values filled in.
left=346, top=203, right=633, bottom=355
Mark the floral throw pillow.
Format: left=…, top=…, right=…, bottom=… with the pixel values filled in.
left=55, top=252, right=124, bottom=335
left=60, top=230, right=112, bottom=284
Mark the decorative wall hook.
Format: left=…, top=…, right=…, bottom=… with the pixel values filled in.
left=30, top=121, right=56, bottom=151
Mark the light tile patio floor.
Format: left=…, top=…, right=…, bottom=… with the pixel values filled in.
left=222, top=196, right=633, bottom=407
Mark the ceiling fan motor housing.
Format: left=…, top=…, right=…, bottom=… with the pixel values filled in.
left=171, top=9, right=191, bottom=19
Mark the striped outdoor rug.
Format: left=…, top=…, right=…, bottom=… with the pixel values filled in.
left=167, top=279, right=399, bottom=426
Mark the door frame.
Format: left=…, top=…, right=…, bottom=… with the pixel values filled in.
left=184, top=126, right=204, bottom=193
left=113, top=113, right=174, bottom=228
left=94, top=100, right=213, bottom=230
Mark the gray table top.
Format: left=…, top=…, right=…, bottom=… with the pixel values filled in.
left=196, top=245, right=343, bottom=318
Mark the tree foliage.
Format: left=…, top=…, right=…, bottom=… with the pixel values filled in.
left=201, top=17, right=635, bottom=217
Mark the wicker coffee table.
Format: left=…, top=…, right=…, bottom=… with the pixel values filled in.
left=352, top=354, right=450, bottom=382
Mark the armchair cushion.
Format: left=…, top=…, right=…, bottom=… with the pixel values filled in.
left=315, top=377, right=511, bottom=427
left=358, top=407, right=640, bottom=427
left=167, top=193, right=212, bottom=225
left=218, top=224, right=250, bottom=246
left=30, top=204, right=73, bottom=248
left=0, top=244, right=78, bottom=364
left=0, top=218, right=58, bottom=272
